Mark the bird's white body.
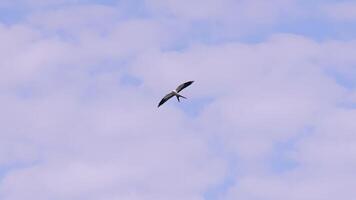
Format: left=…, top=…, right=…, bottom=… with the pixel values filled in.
left=172, top=90, right=184, bottom=101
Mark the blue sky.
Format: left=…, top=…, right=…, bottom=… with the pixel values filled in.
left=0, top=0, right=356, bottom=200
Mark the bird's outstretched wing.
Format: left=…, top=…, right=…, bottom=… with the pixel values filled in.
left=158, top=91, right=175, bottom=107
left=176, top=81, right=194, bottom=93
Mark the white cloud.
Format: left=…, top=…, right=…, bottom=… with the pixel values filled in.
left=225, top=109, right=356, bottom=200
left=0, top=8, right=227, bottom=199
left=144, top=0, right=300, bottom=40
left=132, top=33, right=356, bottom=198
left=1, top=1, right=356, bottom=200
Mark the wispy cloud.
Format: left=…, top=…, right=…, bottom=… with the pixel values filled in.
left=0, top=1, right=356, bottom=200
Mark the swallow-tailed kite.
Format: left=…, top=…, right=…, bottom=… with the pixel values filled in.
left=158, top=81, right=194, bottom=107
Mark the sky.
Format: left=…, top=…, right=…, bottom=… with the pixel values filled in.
left=0, top=0, right=356, bottom=199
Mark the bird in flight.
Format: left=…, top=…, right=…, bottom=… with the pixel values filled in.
left=158, top=81, right=194, bottom=107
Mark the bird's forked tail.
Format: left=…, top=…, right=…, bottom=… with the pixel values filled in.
left=176, top=93, right=187, bottom=102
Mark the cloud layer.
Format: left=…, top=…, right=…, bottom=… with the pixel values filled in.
left=0, top=1, right=356, bottom=200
